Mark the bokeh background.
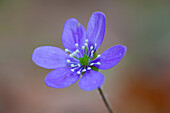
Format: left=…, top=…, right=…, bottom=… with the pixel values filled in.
left=0, top=0, right=170, bottom=113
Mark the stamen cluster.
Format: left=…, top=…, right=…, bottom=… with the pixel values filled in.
left=65, top=39, right=101, bottom=74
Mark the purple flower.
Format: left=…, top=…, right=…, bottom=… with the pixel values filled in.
left=32, top=12, right=127, bottom=91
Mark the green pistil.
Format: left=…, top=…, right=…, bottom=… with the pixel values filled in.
left=79, top=55, right=89, bottom=66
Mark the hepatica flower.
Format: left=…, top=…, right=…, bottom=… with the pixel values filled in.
left=32, top=12, right=126, bottom=91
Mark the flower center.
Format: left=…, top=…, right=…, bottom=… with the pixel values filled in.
left=65, top=39, right=101, bottom=74
left=79, top=55, right=89, bottom=66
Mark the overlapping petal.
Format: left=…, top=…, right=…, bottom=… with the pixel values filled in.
left=32, top=46, right=69, bottom=69
left=86, top=12, right=106, bottom=49
left=98, top=45, right=127, bottom=70
left=45, top=67, right=80, bottom=88
left=78, top=70, right=105, bottom=91
left=62, top=18, right=86, bottom=52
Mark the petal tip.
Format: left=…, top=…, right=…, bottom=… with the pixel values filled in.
left=78, top=71, right=105, bottom=91
left=92, top=11, right=106, bottom=17
left=87, top=11, right=106, bottom=49
left=65, top=18, right=78, bottom=24
left=120, top=45, right=127, bottom=55
left=32, top=46, right=69, bottom=69
left=114, top=44, right=127, bottom=55
left=98, top=44, right=127, bottom=70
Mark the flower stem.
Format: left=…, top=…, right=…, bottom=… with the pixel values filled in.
left=98, top=87, right=113, bottom=113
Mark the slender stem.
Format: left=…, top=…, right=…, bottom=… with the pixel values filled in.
left=98, top=87, right=113, bottom=113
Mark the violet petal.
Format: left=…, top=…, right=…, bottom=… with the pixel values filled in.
left=32, top=46, right=69, bottom=69
left=62, top=18, right=86, bottom=52
left=99, top=45, right=127, bottom=70
left=86, top=12, right=106, bottom=49
left=45, top=67, right=80, bottom=88
left=78, top=70, right=104, bottom=91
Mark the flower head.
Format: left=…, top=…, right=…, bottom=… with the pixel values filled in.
left=32, top=12, right=127, bottom=91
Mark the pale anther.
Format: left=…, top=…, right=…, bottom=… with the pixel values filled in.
left=85, top=43, right=88, bottom=47
left=65, top=49, right=69, bottom=52
left=85, top=39, right=88, bottom=42
left=67, top=59, right=71, bottom=63
left=76, top=49, right=79, bottom=53
left=77, top=64, right=81, bottom=67
left=75, top=43, right=78, bottom=47
left=97, top=54, right=101, bottom=57
left=91, top=50, right=94, bottom=53
left=69, top=54, right=73, bottom=57
left=82, top=46, right=85, bottom=50
left=90, top=46, right=93, bottom=50
left=69, top=52, right=75, bottom=57
left=72, top=52, right=77, bottom=55
left=71, top=69, right=74, bottom=72
left=77, top=71, right=81, bottom=74
left=96, top=62, right=101, bottom=65
left=87, top=67, right=91, bottom=70
left=95, top=43, right=97, bottom=47
left=90, top=63, right=94, bottom=66
left=82, top=69, right=86, bottom=72
left=71, top=64, right=75, bottom=67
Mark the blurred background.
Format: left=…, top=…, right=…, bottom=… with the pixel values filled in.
left=0, top=0, right=170, bottom=113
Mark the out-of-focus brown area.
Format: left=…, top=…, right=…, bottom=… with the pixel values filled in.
left=0, top=0, right=170, bottom=113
